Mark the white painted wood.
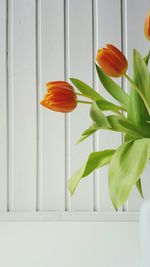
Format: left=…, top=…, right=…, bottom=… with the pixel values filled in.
left=140, top=199, right=150, bottom=267
left=0, top=222, right=140, bottom=267
left=97, top=0, right=122, bottom=211
left=68, top=0, right=94, bottom=210
left=0, top=211, right=139, bottom=221
left=64, top=0, right=71, bottom=211
left=92, top=0, right=100, bottom=211
left=0, top=0, right=149, bottom=219
left=39, top=0, right=65, bottom=210
left=0, top=0, right=7, bottom=211
left=8, top=0, right=37, bottom=210
left=125, top=0, right=150, bottom=211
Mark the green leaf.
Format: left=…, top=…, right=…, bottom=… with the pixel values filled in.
left=132, top=49, right=150, bottom=114
left=90, top=101, right=111, bottom=128
left=124, top=134, right=134, bottom=142
left=96, top=99, right=126, bottom=112
left=136, top=178, right=144, bottom=198
left=77, top=124, right=99, bottom=143
left=78, top=117, right=143, bottom=145
left=71, top=78, right=126, bottom=112
left=144, top=51, right=150, bottom=65
left=68, top=149, right=116, bottom=196
left=107, top=115, right=146, bottom=139
left=96, top=64, right=129, bottom=109
left=128, top=87, right=150, bottom=127
left=127, top=50, right=150, bottom=141
left=79, top=100, right=148, bottom=144
left=109, top=138, right=150, bottom=209
left=70, top=78, right=103, bottom=101
left=78, top=114, right=147, bottom=145
left=90, top=102, right=145, bottom=138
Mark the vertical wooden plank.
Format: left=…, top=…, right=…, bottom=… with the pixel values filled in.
left=125, top=0, right=150, bottom=211
left=97, top=0, right=122, bottom=211
left=40, top=0, right=65, bottom=210
left=64, top=0, right=71, bottom=211
left=69, top=0, right=94, bottom=210
left=8, top=0, right=36, bottom=210
left=0, top=0, right=7, bottom=211
left=93, top=0, right=100, bottom=211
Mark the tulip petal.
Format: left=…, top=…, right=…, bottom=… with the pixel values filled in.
left=41, top=81, right=77, bottom=113
left=96, top=44, right=128, bottom=77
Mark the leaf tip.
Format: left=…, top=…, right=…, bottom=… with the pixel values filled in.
left=67, top=180, right=74, bottom=197
left=76, top=138, right=82, bottom=144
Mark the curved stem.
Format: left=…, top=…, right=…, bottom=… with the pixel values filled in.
left=76, top=93, right=93, bottom=100
left=76, top=93, right=86, bottom=97
left=114, top=110, right=126, bottom=118
left=77, top=100, right=92, bottom=104
left=124, top=73, right=144, bottom=100
left=124, top=73, right=144, bottom=99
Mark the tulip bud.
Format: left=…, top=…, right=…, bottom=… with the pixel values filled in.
left=144, top=11, right=150, bottom=41
left=96, top=44, right=128, bottom=77
left=40, top=81, right=77, bottom=113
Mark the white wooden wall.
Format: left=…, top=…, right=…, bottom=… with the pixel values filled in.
left=0, top=0, right=150, bottom=221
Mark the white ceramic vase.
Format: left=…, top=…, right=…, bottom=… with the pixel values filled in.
left=140, top=198, right=150, bottom=267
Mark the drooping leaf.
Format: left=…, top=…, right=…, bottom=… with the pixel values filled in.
left=109, top=138, right=150, bottom=209
left=90, top=102, right=145, bottom=138
left=107, top=115, right=147, bottom=139
left=78, top=101, right=146, bottom=144
left=96, top=99, right=126, bottom=112
left=78, top=98, right=148, bottom=144
left=136, top=178, right=144, bottom=198
left=77, top=123, right=99, bottom=143
left=78, top=117, right=144, bottom=145
left=90, top=101, right=111, bottom=128
left=68, top=149, right=116, bottom=196
left=96, top=64, right=129, bottom=109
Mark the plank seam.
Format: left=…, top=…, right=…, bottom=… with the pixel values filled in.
left=35, top=0, right=43, bottom=211
left=7, top=0, right=14, bottom=211
left=64, top=0, right=71, bottom=211
left=120, top=0, right=128, bottom=212
left=92, top=0, right=99, bottom=211
left=6, top=0, right=9, bottom=211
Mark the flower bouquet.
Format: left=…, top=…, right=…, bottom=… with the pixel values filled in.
left=41, top=11, right=150, bottom=209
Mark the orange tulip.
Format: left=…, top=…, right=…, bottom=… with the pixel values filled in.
left=144, top=11, right=150, bottom=41
left=96, top=44, right=128, bottom=77
left=40, top=81, right=77, bottom=113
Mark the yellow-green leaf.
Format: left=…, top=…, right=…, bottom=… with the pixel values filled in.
left=68, top=150, right=115, bottom=196
left=70, top=78, right=103, bottom=101
left=96, top=64, right=129, bottom=109
left=132, top=49, right=150, bottom=114
left=109, top=138, right=150, bottom=209
left=90, top=101, right=111, bottom=128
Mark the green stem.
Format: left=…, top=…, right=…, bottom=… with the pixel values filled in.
left=77, top=100, right=92, bottom=104
left=114, top=110, right=126, bottom=118
left=124, top=73, right=144, bottom=100
left=76, top=93, right=93, bottom=100
left=124, top=74, right=137, bottom=88
left=124, top=73, right=150, bottom=114
left=76, top=93, right=85, bottom=97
